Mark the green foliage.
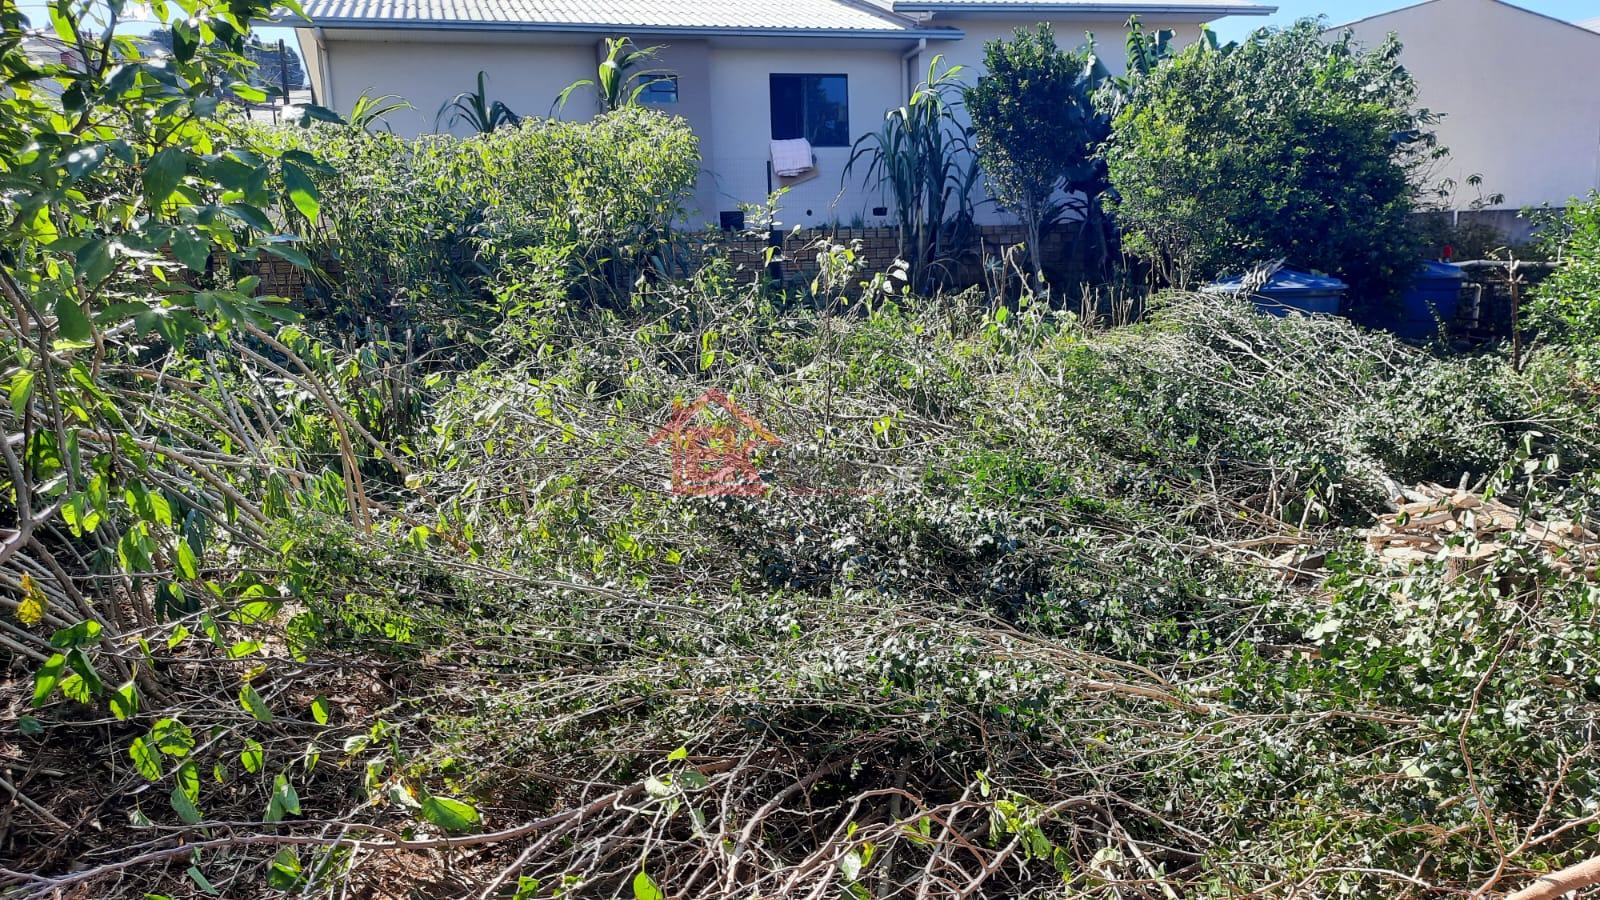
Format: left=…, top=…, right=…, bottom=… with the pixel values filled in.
left=1105, top=20, right=1436, bottom=303
left=560, top=36, right=668, bottom=114
left=845, top=57, right=977, bottom=292
left=259, top=106, right=700, bottom=341
left=1531, top=192, right=1600, bottom=378
left=436, top=70, right=521, bottom=133
left=965, top=25, right=1109, bottom=291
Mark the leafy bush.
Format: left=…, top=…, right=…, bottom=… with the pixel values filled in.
left=258, top=107, right=700, bottom=341
left=1105, top=21, right=1436, bottom=303
left=1531, top=192, right=1600, bottom=378
left=966, top=25, right=1109, bottom=293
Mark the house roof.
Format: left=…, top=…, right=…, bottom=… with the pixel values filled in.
left=295, top=0, right=962, bottom=37
left=890, top=0, right=1275, bottom=14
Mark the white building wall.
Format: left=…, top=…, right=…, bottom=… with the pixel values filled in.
left=1340, top=0, right=1600, bottom=210
left=705, top=46, right=907, bottom=229
left=309, top=34, right=595, bottom=136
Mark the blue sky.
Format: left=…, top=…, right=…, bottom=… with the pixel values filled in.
left=1211, top=0, right=1599, bottom=41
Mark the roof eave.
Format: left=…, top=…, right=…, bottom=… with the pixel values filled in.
left=892, top=2, right=1276, bottom=15
left=275, top=18, right=967, bottom=40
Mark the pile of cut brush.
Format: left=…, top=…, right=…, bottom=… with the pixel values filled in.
left=1367, top=483, right=1598, bottom=579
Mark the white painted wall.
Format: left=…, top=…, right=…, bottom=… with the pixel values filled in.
left=1340, top=0, right=1600, bottom=210
left=705, top=46, right=906, bottom=229
left=307, top=33, right=594, bottom=136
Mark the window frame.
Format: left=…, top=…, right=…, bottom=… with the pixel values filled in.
left=768, top=73, right=850, bottom=148
left=639, top=73, right=679, bottom=106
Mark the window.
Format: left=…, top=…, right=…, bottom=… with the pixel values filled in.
left=640, top=74, right=678, bottom=105
left=769, top=74, right=849, bottom=147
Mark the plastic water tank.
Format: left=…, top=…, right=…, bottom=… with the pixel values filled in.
left=1381, top=261, right=1466, bottom=340
left=1203, top=269, right=1348, bottom=318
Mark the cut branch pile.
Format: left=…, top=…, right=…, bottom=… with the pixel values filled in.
left=1365, top=484, right=1599, bottom=578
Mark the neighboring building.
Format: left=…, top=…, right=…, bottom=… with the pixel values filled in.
left=292, top=0, right=1274, bottom=227
left=1336, top=0, right=1600, bottom=222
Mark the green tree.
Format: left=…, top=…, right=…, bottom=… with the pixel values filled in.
left=965, top=25, right=1109, bottom=295
left=1104, top=20, right=1437, bottom=302
left=1530, top=193, right=1600, bottom=378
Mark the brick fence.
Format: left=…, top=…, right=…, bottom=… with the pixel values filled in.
left=228, top=224, right=1096, bottom=302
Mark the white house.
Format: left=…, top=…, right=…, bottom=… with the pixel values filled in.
left=292, top=0, right=1274, bottom=228
left=1336, top=0, right=1600, bottom=219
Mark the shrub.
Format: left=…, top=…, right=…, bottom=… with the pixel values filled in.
left=966, top=25, right=1109, bottom=294
left=260, top=107, right=700, bottom=342
left=1531, top=192, right=1600, bottom=378
left=1104, top=21, right=1436, bottom=303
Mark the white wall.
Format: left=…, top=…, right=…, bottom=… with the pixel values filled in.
left=1341, top=0, right=1600, bottom=210
left=705, top=47, right=907, bottom=229
left=314, top=35, right=594, bottom=136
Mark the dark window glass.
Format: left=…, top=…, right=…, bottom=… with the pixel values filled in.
left=769, top=74, right=849, bottom=147
left=640, top=74, right=678, bottom=105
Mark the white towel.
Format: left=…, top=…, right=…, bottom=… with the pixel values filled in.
left=770, top=138, right=814, bottom=177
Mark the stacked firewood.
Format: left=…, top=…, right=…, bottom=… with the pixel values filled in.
left=1366, top=484, right=1598, bottom=579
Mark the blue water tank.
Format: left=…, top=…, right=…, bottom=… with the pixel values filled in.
left=1203, top=269, right=1348, bottom=318
left=1380, top=261, right=1466, bottom=340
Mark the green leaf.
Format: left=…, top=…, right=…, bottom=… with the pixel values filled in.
left=310, top=695, right=330, bottom=726
left=170, top=230, right=211, bottom=271
left=222, top=203, right=272, bottom=231
left=266, top=848, right=303, bottom=891
left=130, top=736, right=164, bottom=780
left=240, top=683, right=274, bottom=723
left=144, top=148, right=187, bottom=203
left=60, top=673, right=92, bottom=704
left=265, top=772, right=301, bottom=822
left=186, top=865, right=219, bottom=896
left=241, top=738, right=265, bottom=774
left=176, top=540, right=199, bottom=580
left=65, top=648, right=104, bottom=696
left=169, top=783, right=203, bottom=824
left=419, top=796, right=480, bottom=834
left=31, top=653, right=66, bottom=707
left=282, top=163, right=320, bottom=222
left=50, top=619, right=102, bottom=648
left=110, top=680, right=139, bottom=720
left=151, top=718, right=196, bottom=757
left=632, top=870, right=664, bottom=900
left=17, top=716, right=43, bottom=737
left=54, top=294, right=93, bottom=343
left=667, top=745, right=688, bottom=762
left=62, top=143, right=108, bottom=178
left=176, top=760, right=200, bottom=802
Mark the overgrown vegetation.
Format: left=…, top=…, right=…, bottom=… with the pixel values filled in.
left=1532, top=192, right=1600, bottom=378
left=5, top=4, right=1600, bottom=900
left=966, top=25, right=1109, bottom=293
left=1104, top=21, right=1437, bottom=303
